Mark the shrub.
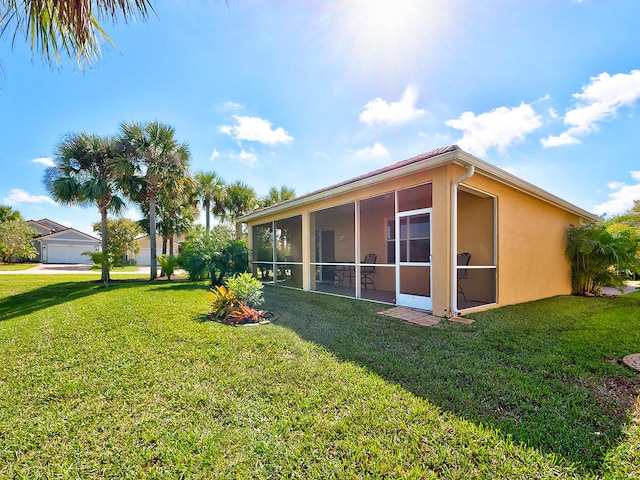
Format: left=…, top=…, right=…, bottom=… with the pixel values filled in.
left=565, top=222, right=640, bottom=295
left=225, top=273, right=264, bottom=308
left=158, top=254, right=179, bottom=279
left=228, top=304, right=264, bottom=323
left=208, top=281, right=266, bottom=325
left=208, top=285, right=239, bottom=320
left=181, top=227, right=249, bottom=284
left=85, top=251, right=113, bottom=269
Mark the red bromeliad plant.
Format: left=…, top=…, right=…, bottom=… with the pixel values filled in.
left=208, top=285, right=238, bottom=320
left=228, top=304, right=266, bottom=324
left=208, top=284, right=266, bottom=325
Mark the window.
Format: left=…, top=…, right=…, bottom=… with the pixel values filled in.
left=386, top=215, right=431, bottom=263
left=386, top=218, right=395, bottom=262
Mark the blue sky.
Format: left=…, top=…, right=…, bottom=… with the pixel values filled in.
left=2, top=0, right=640, bottom=235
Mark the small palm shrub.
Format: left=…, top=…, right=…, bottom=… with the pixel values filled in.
left=565, top=222, right=640, bottom=295
left=181, top=227, right=249, bottom=284
left=224, top=273, right=264, bottom=308
left=158, top=254, right=179, bottom=279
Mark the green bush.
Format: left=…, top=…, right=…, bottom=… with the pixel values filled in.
left=565, top=222, right=640, bottom=295
left=225, top=272, right=264, bottom=308
left=158, top=255, right=180, bottom=279
left=181, top=227, right=249, bottom=284
left=85, top=251, right=113, bottom=268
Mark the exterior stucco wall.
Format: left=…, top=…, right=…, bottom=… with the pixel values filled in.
left=459, top=166, right=581, bottom=309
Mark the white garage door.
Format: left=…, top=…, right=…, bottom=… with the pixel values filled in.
left=135, top=249, right=160, bottom=266
left=46, top=245, right=91, bottom=264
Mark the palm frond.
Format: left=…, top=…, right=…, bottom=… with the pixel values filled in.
left=1, top=0, right=154, bottom=67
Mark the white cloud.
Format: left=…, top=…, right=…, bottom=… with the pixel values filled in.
left=209, top=149, right=220, bottom=161
left=32, top=157, right=54, bottom=167
left=359, top=85, right=426, bottom=127
left=229, top=149, right=259, bottom=167
left=540, top=131, right=581, bottom=148
left=593, top=170, right=640, bottom=215
left=352, top=142, right=389, bottom=160
left=445, top=102, right=543, bottom=156
left=3, top=188, right=56, bottom=206
left=542, top=70, right=640, bottom=147
left=220, top=115, right=293, bottom=145
left=223, top=101, right=243, bottom=110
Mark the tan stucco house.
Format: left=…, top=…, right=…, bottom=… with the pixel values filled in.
left=28, top=218, right=100, bottom=264
left=239, top=146, right=601, bottom=316
left=131, top=234, right=186, bottom=266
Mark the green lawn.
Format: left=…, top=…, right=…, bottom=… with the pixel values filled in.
left=0, top=276, right=638, bottom=478
left=90, top=264, right=144, bottom=273
left=0, top=263, right=38, bottom=271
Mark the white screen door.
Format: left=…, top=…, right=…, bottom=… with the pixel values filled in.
left=395, top=208, right=432, bottom=310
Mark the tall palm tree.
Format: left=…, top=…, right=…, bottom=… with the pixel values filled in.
left=0, top=205, right=23, bottom=222
left=261, top=185, right=295, bottom=208
left=139, top=176, right=198, bottom=257
left=45, top=132, right=126, bottom=286
left=193, top=171, right=226, bottom=232
left=1, top=0, right=154, bottom=67
left=223, top=181, right=258, bottom=239
left=118, top=120, right=191, bottom=280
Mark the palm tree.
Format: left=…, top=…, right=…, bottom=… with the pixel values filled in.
left=1, top=0, right=154, bottom=67
left=0, top=205, right=23, bottom=222
left=139, top=177, right=198, bottom=257
left=261, top=185, right=295, bottom=208
left=565, top=222, right=640, bottom=295
left=223, top=181, right=258, bottom=239
left=45, top=133, right=126, bottom=286
left=118, top=120, right=191, bottom=280
left=194, top=171, right=226, bottom=232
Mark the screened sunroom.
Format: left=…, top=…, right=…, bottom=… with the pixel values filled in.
left=241, top=146, right=599, bottom=317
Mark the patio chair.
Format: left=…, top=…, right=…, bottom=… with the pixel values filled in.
left=324, top=256, right=340, bottom=285
left=282, top=255, right=294, bottom=282
left=457, top=252, right=471, bottom=302
left=361, top=253, right=377, bottom=290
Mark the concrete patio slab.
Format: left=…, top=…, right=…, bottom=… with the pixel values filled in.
left=378, top=307, right=442, bottom=327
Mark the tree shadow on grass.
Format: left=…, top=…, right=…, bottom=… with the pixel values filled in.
left=0, top=278, right=196, bottom=322
left=265, top=286, right=639, bottom=474
left=0, top=280, right=108, bottom=322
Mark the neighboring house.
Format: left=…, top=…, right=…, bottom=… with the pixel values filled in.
left=27, top=219, right=100, bottom=264
left=131, top=234, right=186, bottom=266
left=239, top=146, right=601, bottom=316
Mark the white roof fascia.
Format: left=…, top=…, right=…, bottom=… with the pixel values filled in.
left=455, top=151, right=601, bottom=223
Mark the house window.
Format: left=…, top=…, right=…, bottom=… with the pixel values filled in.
left=386, top=218, right=395, bottom=263
left=386, top=215, right=431, bottom=263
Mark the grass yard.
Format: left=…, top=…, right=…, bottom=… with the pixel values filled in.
left=90, top=265, right=144, bottom=273
left=0, top=276, right=638, bottom=478
left=0, top=263, right=38, bottom=271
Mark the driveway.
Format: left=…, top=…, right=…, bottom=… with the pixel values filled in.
left=0, top=264, right=151, bottom=274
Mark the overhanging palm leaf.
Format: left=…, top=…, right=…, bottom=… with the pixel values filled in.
left=1, top=0, right=154, bottom=66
